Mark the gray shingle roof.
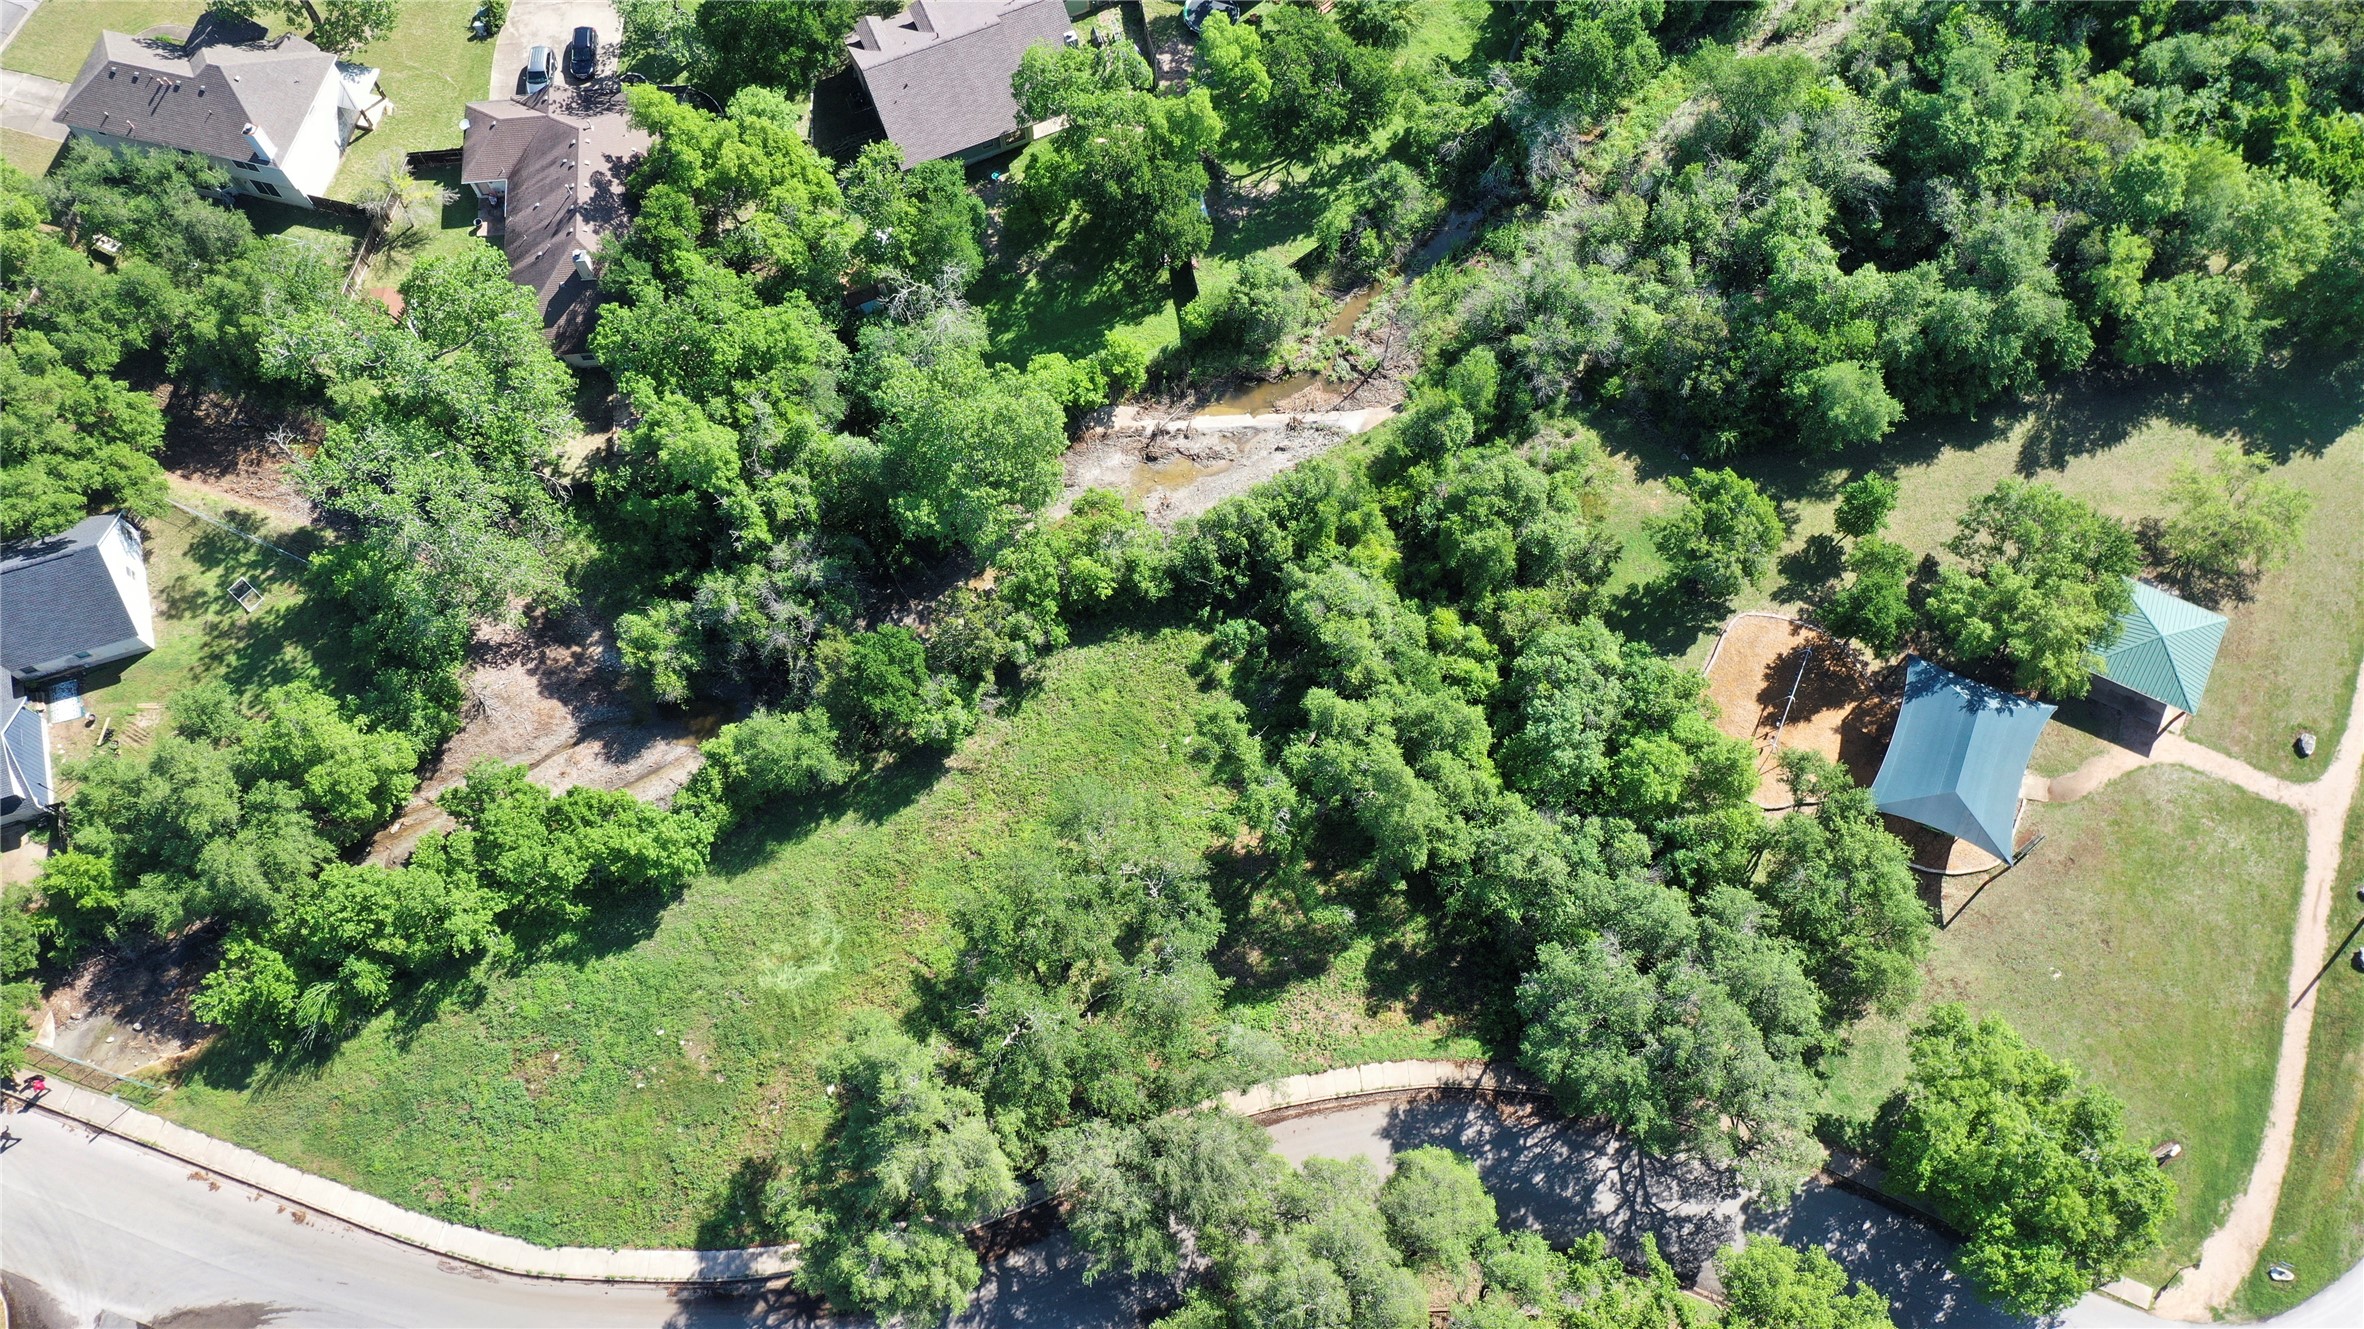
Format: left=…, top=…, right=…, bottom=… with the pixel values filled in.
left=463, top=86, right=649, bottom=355
left=1, top=514, right=143, bottom=677
left=848, top=0, right=1073, bottom=165
left=53, top=28, right=334, bottom=165
left=1, top=678, right=53, bottom=818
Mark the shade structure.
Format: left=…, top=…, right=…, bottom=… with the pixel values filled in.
left=2096, top=578, right=2227, bottom=715
left=1872, top=657, right=2056, bottom=862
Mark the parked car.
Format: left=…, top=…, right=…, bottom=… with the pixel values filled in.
left=566, top=26, right=599, bottom=81
left=524, top=44, right=554, bottom=95
left=1182, top=0, right=1242, bottom=33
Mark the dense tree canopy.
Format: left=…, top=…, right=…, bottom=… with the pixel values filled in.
left=1887, top=1005, right=2175, bottom=1316
left=1926, top=479, right=2140, bottom=697
left=1416, top=1, right=2364, bottom=458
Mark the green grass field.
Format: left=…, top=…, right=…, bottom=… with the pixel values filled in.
left=1587, top=361, right=2364, bottom=781
left=2237, top=794, right=2364, bottom=1318
left=0, top=0, right=207, bottom=81
left=1923, top=765, right=2306, bottom=1285
left=160, top=628, right=1244, bottom=1247
left=325, top=3, right=495, bottom=201
left=2, top=129, right=63, bottom=177
left=55, top=484, right=355, bottom=767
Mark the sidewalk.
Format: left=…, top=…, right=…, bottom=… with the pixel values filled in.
left=8, top=1079, right=797, bottom=1284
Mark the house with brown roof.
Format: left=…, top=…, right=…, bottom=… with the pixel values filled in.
left=848, top=0, right=1076, bottom=166
left=52, top=17, right=387, bottom=208
left=459, top=85, right=649, bottom=367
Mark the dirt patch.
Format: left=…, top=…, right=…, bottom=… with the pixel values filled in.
left=369, top=610, right=720, bottom=864
left=1061, top=416, right=1359, bottom=528
left=156, top=387, right=324, bottom=530
left=1702, top=614, right=1893, bottom=806
left=37, top=925, right=224, bottom=1076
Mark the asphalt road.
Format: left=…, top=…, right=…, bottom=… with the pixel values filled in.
left=5, top=1096, right=2360, bottom=1329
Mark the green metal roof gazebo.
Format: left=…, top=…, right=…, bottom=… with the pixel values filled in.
left=2095, top=578, right=2227, bottom=715
left=1872, top=657, right=2056, bottom=862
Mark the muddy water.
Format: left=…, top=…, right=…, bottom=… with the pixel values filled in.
left=1201, top=285, right=1383, bottom=416
left=1125, top=453, right=1235, bottom=505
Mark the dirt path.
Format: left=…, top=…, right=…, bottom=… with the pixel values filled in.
left=1925, top=658, right=2364, bottom=1318
left=2148, top=655, right=2364, bottom=1319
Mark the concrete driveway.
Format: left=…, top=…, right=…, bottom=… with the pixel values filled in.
left=492, top=0, right=620, bottom=99
left=0, top=68, right=67, bottom=142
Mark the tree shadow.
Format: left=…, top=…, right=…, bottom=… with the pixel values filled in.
left=2015, top=354, right=2364, bottom=473
left=1607, top=575, right=1730, bottom=656
left=1367, top=1096, right=1746, bottom=1282
left=1774, top=532, right=1847, bottom=606
left=693, top=1153, right=790, bottom=1251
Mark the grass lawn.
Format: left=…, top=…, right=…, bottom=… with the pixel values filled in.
left=239, top=195, right=364, bottom=263
left=1587, top=360, right=2364, bottom=782
left=2237, top=793, right=2364, bottom=1319
left=359, top=163, right=493, bottom=288
left=1923, top=765, right=2305, bottom=1285
left=0, top=0, right=206, bottom=81
left=55, top=484, right=356, bottom=767
left=325, top=2, right=494, bottom=201
left=1, top=128, right=62, bottom=177
left=160, top=628, right=1244, bottom=1248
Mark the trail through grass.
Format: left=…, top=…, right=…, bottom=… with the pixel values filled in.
left=1923, top=764, right=2304, bottom=1285
left=2238, top=794, right=2364, bottom=1318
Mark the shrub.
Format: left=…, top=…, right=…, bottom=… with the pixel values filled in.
left=1181, top=254, right=1315, bottom=368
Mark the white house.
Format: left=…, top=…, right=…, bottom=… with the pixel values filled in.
left=52, top=22, right=387, bottom=207
left=1, top=679, right=55, bottom=830
left=2, top=514, right=158, bottom=685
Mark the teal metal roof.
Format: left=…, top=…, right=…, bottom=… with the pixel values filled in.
left=2095, top=579, right=2227, bottom=714
left=1872, top=658, right=2056, bottom=862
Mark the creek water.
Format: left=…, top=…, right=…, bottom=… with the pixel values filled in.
left=1200, top=285, right=1383, bottom=416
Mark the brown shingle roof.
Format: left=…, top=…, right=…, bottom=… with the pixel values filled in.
left=848, top=0, right=1073, bottom=166
left=54, top=29, right=334, bottom=165
left=461, top=86, right=649, bottom=356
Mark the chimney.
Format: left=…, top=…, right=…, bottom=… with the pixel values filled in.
left=572, top=249, right=596, bottom=283
left=242, top=121, right=275, bottom=164
left=909, top=0, right=935, bottom=33
left=853, top=15, right=883, bottom=49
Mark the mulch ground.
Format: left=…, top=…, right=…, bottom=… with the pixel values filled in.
left=1704, top=614, right=2012, bottom=877
left=1702, top=614, right=1895, bottom=808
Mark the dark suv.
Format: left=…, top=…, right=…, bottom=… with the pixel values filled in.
left=565, top=26, right=599, bottom=81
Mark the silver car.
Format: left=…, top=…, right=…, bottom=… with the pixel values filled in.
left=524, top=44, right=554, bottom=95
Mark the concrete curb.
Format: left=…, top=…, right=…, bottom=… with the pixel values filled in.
left=1, top=1058, right=1530, bottom=1287
left=1219, top=1058, right=1548, bottom=1118
left=9, top=1080, right=797, bottom=1285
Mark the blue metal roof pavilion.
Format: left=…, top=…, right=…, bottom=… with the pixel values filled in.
left=1871, top=657, right=2056, bottom=862
left=2095, top=578, right=2227, bottom=715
